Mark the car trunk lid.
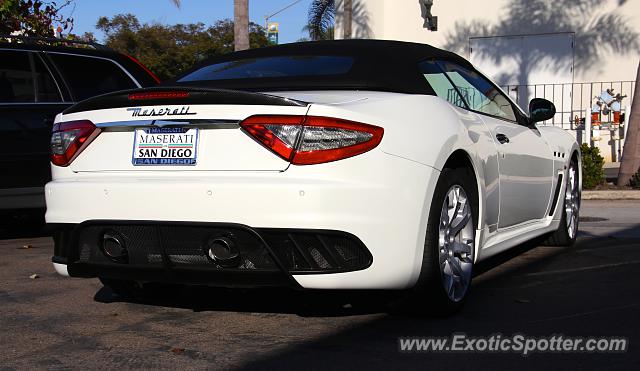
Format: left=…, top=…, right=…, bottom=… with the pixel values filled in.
left=65, top=87, right=310, bottom=172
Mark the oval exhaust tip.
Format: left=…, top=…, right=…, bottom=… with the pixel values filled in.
left=101, top=230, right=128, bottom=263
left=205, top=237, right=241, bottom=268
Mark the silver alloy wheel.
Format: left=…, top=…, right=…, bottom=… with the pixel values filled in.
left=565, top=162, right=580, bottom=239
left=438, top=185, right=474, bottom=302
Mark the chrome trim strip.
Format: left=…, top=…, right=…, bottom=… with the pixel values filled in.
left=95, top=119, right=241, bottom=129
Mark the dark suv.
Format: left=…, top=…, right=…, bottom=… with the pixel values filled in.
left=0, top=37, right=159, bottom=213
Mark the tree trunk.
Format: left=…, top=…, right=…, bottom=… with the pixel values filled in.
left=618, top=61, right=640, bottom=186
left=234, top=0, right=249, bottom=51
left=343, top=0, right=352, bottom=39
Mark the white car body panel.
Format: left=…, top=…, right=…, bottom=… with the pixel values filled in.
left=47, top=90, right=580, bottom=290
left=67, top=104, right=309, bottom=172
left=47, top=146, right=439, bottom=289
left=478, top=115, right=555, bottom=228
left=53, top=262, right=69, bottom=277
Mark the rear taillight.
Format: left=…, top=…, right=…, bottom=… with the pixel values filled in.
left=51, top=120, right=100, bottom=167
left=240, top=115, right=383, bottom=165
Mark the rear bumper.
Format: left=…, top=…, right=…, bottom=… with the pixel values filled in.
left=51, top=221, right=373, bottom=288
left=46, top=151, right=440, bottom=289
left=56, top=259, right=294, bottom=288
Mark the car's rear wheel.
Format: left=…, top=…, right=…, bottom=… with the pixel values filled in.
left=410, top=166, right=477, bottom=316
left=545, top=159, right=580, bottom=246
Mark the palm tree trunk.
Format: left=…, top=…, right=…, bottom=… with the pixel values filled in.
left=618, top=61, right=640, bottom=186
left=343, top=0, right=352, bottom=39
left=234, top=0, right=249, bottom=51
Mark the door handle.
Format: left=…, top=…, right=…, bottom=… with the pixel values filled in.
left=496, top=133, right=510, bottom=144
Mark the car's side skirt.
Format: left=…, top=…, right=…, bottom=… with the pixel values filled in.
left=476, top=217, right=560, bottom=262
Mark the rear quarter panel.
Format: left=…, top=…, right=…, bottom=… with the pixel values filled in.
left=538, top=124, right=582, bottom=198
left=306, top=93, right=501, bottom=258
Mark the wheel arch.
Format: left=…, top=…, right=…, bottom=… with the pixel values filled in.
left=441, top=149, right=485, bottom=234
left=570, top=147, right=582, bottom=195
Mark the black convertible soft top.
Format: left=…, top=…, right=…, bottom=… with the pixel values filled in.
left=170, top=39, right=473, bottom=95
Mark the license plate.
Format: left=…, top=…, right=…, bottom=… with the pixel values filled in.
left=132, top=127, right=198, bottom=165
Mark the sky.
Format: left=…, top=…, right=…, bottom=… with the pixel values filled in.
left=68, top=0, right=314, bottom=44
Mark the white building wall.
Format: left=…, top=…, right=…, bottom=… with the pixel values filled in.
left=335, top=0, right=640, bottom=83
left=335, top=0, right=640, bottom=163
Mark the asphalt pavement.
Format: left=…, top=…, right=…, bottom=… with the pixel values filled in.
left=0, top=200, right=639, bottom=370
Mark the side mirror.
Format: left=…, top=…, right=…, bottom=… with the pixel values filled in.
left=529, top=98, right=556, bottom=124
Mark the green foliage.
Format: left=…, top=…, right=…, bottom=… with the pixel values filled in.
left=580, top=143, right=605, bottom=189
left=307, top=0, right=334, bottom=40
left=302, top=24, right=334, bottom=41
left=0, top=0, right=73, bottom=37
left=629, top=168, right=640, bottom=189
left=97, top=14, right=270, bottom=81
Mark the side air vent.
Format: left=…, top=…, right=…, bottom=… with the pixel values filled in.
left=549, top=173, right=564, bottom=216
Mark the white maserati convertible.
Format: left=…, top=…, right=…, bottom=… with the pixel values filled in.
left=46, top=40, right=580, bottom=314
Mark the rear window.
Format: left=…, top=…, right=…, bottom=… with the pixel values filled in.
left=33, top=54, right=62, bottom=102
left=177, top=55, right=354, bottom=82
left=0, top=50, right=34, bottom=103
left=48, top=53, right=138, bottom=101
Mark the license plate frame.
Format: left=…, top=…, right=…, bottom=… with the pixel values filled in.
left=132, top=127, right=199, bottom=166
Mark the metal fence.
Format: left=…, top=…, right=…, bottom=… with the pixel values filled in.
left=500, top=81, right=635, bottom=130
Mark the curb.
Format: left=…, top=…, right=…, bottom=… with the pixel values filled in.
left=582, top=190, right=640, bottom=200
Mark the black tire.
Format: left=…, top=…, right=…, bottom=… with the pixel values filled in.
left=544, top=159, right=580, bottom=247
left=408, top=166, right=478, bottom=316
